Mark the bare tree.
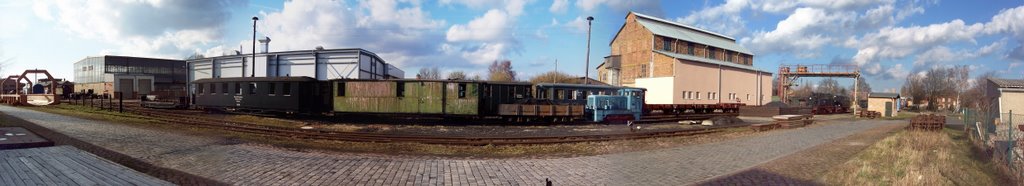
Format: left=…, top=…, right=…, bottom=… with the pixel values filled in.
left=529, top=71, right=581, bottom=84
left=948, top=65, right=971, bottom=111
left=962, top=72, right=996, bottom=111
left=0, top=47, right=11, bottom=74
left=416, top=67, right=441, bottom=80
left=901, top=66, right=965, bottom=111
left=447, top=71, right=467, bottom=80
left=185, top=53, right=205, bottom=60
left=817, top=78, right=843, bottom=95
left=487, top=60, right=517, bottom=82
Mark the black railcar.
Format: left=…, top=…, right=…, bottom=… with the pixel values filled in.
left=192, top=77, right=327, bottom=113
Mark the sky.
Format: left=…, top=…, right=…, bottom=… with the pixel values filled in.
left=1, top=0, right=1023, bottom=92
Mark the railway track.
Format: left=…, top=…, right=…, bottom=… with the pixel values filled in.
left=62, top=99, right=743, bottom=146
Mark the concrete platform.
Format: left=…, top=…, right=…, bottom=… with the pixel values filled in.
left=0, top=127, right=53, bottom=149
left=0, top=146, right=172, bottom=185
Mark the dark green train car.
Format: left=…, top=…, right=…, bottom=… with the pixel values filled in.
left=193, top=77, right=328, bottom=113
left=330, top=79, right=532, bottom=117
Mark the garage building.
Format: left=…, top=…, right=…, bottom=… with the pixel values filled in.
left=597, top=12, right=772, bottom=105
left=72, top=56, right=186, bottom=99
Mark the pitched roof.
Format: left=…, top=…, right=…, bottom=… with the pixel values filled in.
left=868, top=92, right=900, bottom=99
left=630, top=12, right=753, bottom=55
left=653, top=50, right=771, bottom=74
left=989, top=78, right=1024, bottom=88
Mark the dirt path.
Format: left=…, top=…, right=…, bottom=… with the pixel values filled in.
left=697, top=121, right=906, bottom=185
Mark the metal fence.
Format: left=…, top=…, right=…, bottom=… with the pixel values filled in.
left=964, top=109, right=1024, bottom=177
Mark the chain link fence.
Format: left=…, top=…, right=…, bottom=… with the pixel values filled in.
left=963, top=109, right=1024, bottom=178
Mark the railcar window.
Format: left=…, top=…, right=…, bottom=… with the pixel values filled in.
left=396, top=82, right=404, bottom=97
left=337, top=82, right=346, bottom=97
left=197, top=84, right=204, bottom=94
left=235, top=83, right=241, bottom=95
left=268, top=83, right=276, bottom=95
left=221, top=83, right=228, bottom=94
left=457, top=83, right=466, bottom=98
left=283, top=83, right=292, bottom=96
left=248, top=83, right=256, bottom=95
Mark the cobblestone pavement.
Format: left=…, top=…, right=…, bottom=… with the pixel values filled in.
left=0, top=106, right=902, bottom=185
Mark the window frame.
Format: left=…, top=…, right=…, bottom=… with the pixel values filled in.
left=268, top=83, right=276, bottom=95
left=282, top=83, right=292, bottom=96
left=248, top=83, right=257, bottom=95
left=457, top=83, right=467, bottom=99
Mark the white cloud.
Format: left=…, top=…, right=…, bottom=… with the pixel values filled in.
left=439, top=0, right=529, bottom=16
left=446, top=10, right=512, bottom=42
left=565, top=16, right=591, bottom=34
left=575, top=0, right=662, bottom=17
left=751, top=0, right=893, bottom=13
left=549, top=0, right=569, bottom=13
left=886, top=63, right=908, bottom=80
left=985, top=6, right=1024, bottom=38
left=676, top=0, right=749, bottom=36
left=912, top=40, right=1004, bottom=69
left=848, top=19, right=985, bottom=73
left=255, top=0, right=454, bottom=69
left=33, top=0, right=244, bottom=58
left=744, top=8, right=854, bottom=57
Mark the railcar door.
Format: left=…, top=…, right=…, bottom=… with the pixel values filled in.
left=418, top=82, right=444, bottom=114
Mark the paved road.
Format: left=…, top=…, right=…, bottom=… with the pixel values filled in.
left=0, top=106, right=901, bottom=185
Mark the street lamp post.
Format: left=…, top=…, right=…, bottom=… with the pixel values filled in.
left=585, top=16, right=594, bottom=85
left=251, top=16, right=258, bottom=77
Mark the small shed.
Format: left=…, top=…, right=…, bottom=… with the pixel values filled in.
left=867, top=92, right=901, bottom=117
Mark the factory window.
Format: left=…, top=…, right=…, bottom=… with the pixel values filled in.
left=746, top=94, right=750, bottom=101
left=458, top=83, right=467, bottom=98
left=662, top=37, right=673, bottom=51
left=639, top=64, right=648, bottom=78
left=687, top=43, right=695, bottom=55
left=396, top=82, right=404, bottom=97
left=248, top=83, right=257, bottom=95
left=696, top=92, right=701, bottom=100
left=283, top=83, right=292, bottom=96
left=726, top=51, right=733, bottom=62
left=707, top=92, right=712, bottom=100
left=336, top=82, right=345, bottom=97
left=235, top=83, right=242, bottom=95
left=268, top=83, right=276, bottom=95
left=221, top=83, right=228, bottom=94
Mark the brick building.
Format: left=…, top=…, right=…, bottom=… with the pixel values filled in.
left=597, top=12, right=772, bottom=105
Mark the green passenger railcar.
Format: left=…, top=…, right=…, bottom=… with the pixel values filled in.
left=330, top=79, right=532, bottom=117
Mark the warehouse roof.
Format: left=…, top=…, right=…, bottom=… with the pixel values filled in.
left=620, top=12, right=753, bottom=55
left=989, top=78, right=1024, bottom=88
left=653, top=50, right=771, bottom=74
left=868, top=92, right=900, bottom=99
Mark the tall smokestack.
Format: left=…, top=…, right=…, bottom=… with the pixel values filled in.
left=258, top=36, right=271, bottom=53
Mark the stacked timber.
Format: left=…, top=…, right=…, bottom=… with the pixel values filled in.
left=909, top=114, right=945, bottom=130
left=858, top=110, right=881, bottom=119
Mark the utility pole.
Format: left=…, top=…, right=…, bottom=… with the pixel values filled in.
left=251, top=16, right=259, bottom=77
left=585, top=16, right=594, bottom=85
left=553, top=59, right=558, bottom=84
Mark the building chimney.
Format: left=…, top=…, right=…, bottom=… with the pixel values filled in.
left=258, top=36, right=271, bottom=53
